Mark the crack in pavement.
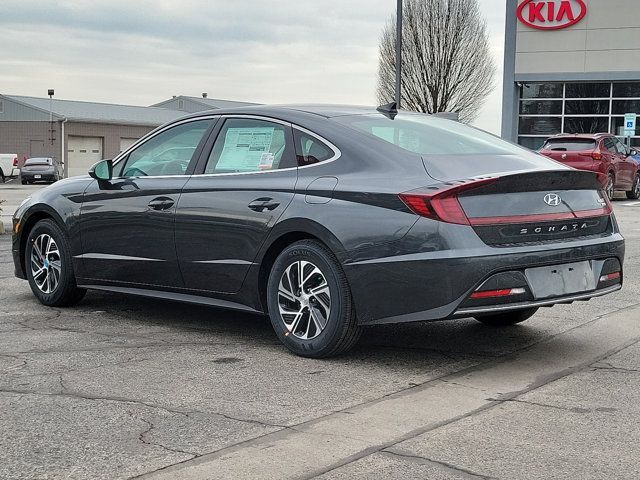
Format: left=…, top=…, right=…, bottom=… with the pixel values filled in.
left=380, top=449, right=497, bottom=480
left=132, top=413, right=199, bottom=459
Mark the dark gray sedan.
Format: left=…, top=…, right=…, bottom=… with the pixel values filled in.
left=20, top=157, right=61, bottom=184
left=11, top=105, right=625, bottom=357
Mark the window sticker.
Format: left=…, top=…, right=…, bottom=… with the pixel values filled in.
left=217, top=127, right=275, bottom=171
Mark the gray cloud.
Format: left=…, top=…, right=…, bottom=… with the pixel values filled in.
left=1, top=0, right=506, bottom=133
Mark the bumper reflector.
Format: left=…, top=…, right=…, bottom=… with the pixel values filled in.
left=470, top=287, right=526, bottom=299
left=599, top=272, right=621, bottom=282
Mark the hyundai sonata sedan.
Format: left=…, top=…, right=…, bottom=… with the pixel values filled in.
left=12, top=105, right=625, bottom=357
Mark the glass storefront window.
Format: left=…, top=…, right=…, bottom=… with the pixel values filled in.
left=564, top=117, right=609, bottom=134
left=519, top=117, right=561, bottom=135
left=521, top=83, right=563, bottom=99
left=565, top=83, right=610, bottom=98
left=518, top=137, right=547, bottom=151
left=612, top=100, right=640, bottom=115
left=519, top=100, right=563, bottom=115
left=613, top=83, right=640, bottom=98
left=565, top=100, right=609, bottom=115
left=517, top=82, right=640, bottom=150
left=612, top=117, right=638, bottom=136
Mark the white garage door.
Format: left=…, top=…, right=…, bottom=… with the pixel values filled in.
left=67, top=136, right=103, bottom=177
left=120, top=138, right=139, bottom=153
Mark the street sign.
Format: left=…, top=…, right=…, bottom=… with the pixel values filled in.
left=624, top=113, right=637, bottom=137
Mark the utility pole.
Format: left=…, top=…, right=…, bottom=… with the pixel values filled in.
left=395, top=0, right=403, bottom=109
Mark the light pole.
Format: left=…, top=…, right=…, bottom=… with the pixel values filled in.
left=395, top=0, right=403, bottom=109
left=48, top=89, right=54, bottom=146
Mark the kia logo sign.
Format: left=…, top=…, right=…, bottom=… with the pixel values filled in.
left=517, top=0, right=587, bottom=30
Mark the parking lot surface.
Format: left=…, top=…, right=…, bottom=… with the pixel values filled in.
left=1, top=183, right=640, bottom=479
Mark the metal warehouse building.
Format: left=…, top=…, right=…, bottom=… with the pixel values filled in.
left=0, top=94, right=255, bottom=177
left=502, top=0, right=640, bottom=150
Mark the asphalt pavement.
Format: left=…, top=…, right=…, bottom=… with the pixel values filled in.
left=1, top=183, right=640, bottom=479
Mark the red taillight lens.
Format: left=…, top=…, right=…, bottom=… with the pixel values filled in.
left=591, top=151, right=602, bottom=161
left=470, top=288, right=526, bottom=299
left=12, top=157, right=18, bottom=167
left=399, top=178, right=497, bottom=225
left=599, top=272, right=620, bottom=282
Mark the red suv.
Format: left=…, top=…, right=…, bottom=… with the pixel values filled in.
left=539, top=133, right=640, bottom=200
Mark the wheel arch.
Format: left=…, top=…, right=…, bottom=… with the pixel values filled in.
left=18, top=206, right=66, bottom=275
left=254, top=219, right=347, bottom=313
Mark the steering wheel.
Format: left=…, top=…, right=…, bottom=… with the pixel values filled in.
left=159, top=159, right=189, bottom=176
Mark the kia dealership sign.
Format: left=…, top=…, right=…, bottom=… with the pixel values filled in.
left=517, top=0, right=587, bottom=30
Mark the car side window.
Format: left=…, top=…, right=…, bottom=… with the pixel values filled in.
left=118, top=120, right=212, bottom=177
left=603, top=138, right=616, bottom=153
left=613, top=138, right=628, bottom=156
left=204, top=119, right=294, bottom=174
left=293, top=130, right=334, bottom=166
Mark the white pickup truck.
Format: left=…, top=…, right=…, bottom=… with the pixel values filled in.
left=0, top=154, right=20, bottom=182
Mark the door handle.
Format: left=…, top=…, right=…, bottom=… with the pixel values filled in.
left=148, top=197, right=175, bottom=211
left=248, top=197, right=280, bottom=212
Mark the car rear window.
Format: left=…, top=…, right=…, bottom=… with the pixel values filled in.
left=541, top=139, right=596, bottom=151
left=335, top=113, right=530, bottom=156
left=24, top=158, right=52, bottom=166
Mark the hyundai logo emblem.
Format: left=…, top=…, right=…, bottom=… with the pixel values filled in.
left=544, top=193, right=561, bottom=206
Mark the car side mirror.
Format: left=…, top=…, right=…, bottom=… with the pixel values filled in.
left=89, top=159, right=113, bottom=181
left=630, top=149, right=638, bottom=156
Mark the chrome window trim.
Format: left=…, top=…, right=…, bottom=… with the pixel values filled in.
left=111, top=114, right=221, bottom=169
left=110, top=114, right=342, bottom=180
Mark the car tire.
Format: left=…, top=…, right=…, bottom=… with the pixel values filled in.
left=267, top=240, right=362, bottom=358
left=606, top=173, right=615, bottom=200
left=626, top=173, right=640, bottom=200
left=474, top=307, right=538, bottom=327
left=25, top=219, right=86, bottom=307
left=0, top=169, right=5, bottom=183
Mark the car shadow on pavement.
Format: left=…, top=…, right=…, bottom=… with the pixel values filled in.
left=63, top=289, right=552, bottom=365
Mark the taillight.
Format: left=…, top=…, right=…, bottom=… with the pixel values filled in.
left=12, top=157, right=18, bottom=167
left=591, top=151, right=602, bottom=161
left=399, top=178, right=498, bottom=225
left=470, top=288, right=526, bottom=299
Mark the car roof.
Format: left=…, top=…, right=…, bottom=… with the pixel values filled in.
left=174, top=104, right=384, bottom=123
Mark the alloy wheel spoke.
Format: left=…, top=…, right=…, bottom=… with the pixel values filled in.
left=277, top=259, right=330, bottom=341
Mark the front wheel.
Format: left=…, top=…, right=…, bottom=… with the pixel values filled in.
left=474, top=307, right=539, bottom=327
left=626, top=173, right=640, bottom=200
left=267, top=240, right=362, bottom=358
left=25, top=219, right=86, bottom=307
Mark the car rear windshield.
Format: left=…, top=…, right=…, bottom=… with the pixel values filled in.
left=542, top=139, right=596, bottom=151
left=24, top=158, right=52, bottom=166
left=335, top=113, right=530, bottom=156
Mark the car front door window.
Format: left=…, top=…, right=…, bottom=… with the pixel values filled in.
left=119, top=120, right=212, bottom=177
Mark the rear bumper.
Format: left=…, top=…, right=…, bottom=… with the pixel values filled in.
left=21, top=173, right=56, bottom=182
left=344, top=229, right=625, bottom=325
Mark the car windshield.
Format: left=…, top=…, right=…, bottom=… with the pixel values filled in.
left=334, top=113, right=531, bottom=156
left=25, top=158, right=52, bottom=166
left=542, top=139, right=596, bottom=151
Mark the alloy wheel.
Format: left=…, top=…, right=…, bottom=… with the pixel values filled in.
left=606, top=175, right=615, bottom=200
left=30, top=233, right=62, bottom=294
left=277, top=260, right=331, bottom=340
left=634, top=175, right=640, bottom=197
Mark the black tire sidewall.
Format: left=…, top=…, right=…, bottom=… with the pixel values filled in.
left=25, top=219, right=76, bottom=306
left=267, top=242, right=351, bottom=357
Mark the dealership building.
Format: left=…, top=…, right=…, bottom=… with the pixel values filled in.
left=0, top=94, right=254, bottom=177
left=502, top=0, right=640, bottom=150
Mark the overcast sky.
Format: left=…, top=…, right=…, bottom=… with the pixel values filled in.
left=1, top=0, right=506, bottom=133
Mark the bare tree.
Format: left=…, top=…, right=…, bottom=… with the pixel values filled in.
left=377, top=0, right=496, bottom=123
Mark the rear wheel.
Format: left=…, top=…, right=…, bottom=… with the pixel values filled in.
left=0, top=169, right=5, bottom=183
left=626, top=173, right=640, bottom=200
left=474, top=307, right=538, bottom=327
left=25, top=219, right=86, bottom=307
left=605, top=173, right=615, bottom=200
left=267, top=240, right=362, bottom=358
